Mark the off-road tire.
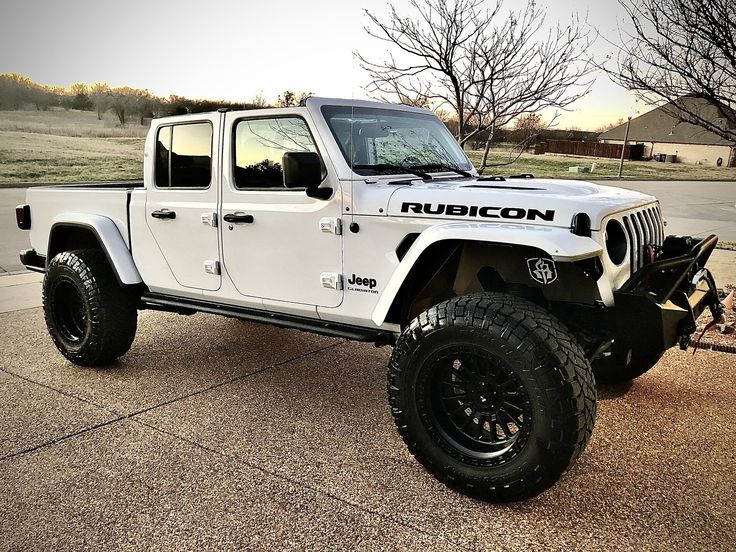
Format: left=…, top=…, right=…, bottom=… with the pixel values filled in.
left=591, top=342, right=662, bottom=385
left=388, top=293, right=596, bottom=502
left=43, top=249, right=138, bottom=366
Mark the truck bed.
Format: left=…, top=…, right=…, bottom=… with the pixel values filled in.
left=26, top=183, right=138, bottom=257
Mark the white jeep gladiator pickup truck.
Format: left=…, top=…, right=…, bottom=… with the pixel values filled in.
left=16, top=97, right=723, bottom=502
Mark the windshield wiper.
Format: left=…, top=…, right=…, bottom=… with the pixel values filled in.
left=352, top=163, right=432, bottom=180
left=410, top=163, right=473, bottom=178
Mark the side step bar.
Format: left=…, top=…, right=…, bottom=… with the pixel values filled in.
left=141, top=292, right=395, bottom=346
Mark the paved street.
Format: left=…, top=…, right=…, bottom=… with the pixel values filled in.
left=1, top=302, right=734, bottom=550
left=611, top=180, right=736, bottom=242
left=1, top=180, right=735, bottom=273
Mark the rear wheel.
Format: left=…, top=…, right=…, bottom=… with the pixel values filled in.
left=388, top=293, right=596, bottom=502
left=43, top=249, right=138, bottom=366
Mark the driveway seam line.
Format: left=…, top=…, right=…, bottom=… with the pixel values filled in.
left=124, top=340, right=346, bottom=419
left=132, top=417, right=467, bottom=551
left=0, top=340, right=346, bottom=462
left=0, top=417, right=127, bottom=462
left=0, top=366, right=118, bottom=415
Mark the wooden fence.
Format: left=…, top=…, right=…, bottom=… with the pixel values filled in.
left=534, top=140, right=644, bottom=160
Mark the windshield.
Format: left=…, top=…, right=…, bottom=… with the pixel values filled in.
left=321, top=105, right=472, bottom=176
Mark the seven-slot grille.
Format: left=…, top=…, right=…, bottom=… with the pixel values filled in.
left=619, top=204, right=665, bottom=274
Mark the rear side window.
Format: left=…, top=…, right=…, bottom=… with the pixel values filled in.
left=155, top=126, right=171, bottom=187
left=233, top=117, right=321, bottom=189
left=155, top=122, right=212, bottom=188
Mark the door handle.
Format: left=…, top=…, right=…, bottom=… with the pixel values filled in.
left=151, top=209, right=176, bottom=219
left=223, top=213, right=254, bottom=224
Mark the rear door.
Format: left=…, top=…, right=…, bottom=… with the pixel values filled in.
left=219, top=111, right=343, bottom=307
left=145, top=116, right=221, bottom=291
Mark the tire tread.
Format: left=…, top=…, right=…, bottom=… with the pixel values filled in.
left=388, top=293, right=596, bottom=501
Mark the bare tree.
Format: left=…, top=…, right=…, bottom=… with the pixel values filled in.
left=250, top=91, right=269, bottom=108
left=90, top=83, right=110, bottom=120
left=469, top=5, right=594, bottom=170
left=596, top=117, right=626, bottom=133
left=514, top=113, right=545, bottom=146
left=357, top=0, right=594, bottom=170
left=276, top=90, right=313, bottom=107
left=357, top=0, right=497, bottom=145
left=608, top=0, right=736, bottom=142
left=109, top=87, right=147, bottom=125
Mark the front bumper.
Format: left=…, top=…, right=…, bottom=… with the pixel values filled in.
left=613, top=234, right=722, bottom=352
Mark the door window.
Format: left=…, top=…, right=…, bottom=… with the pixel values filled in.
left=155, top=122, right=213, bottom=188
left=233, top=117, right=320, bottom=189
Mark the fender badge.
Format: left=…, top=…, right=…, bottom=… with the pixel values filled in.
left=527, top=258, right=557, bottom=285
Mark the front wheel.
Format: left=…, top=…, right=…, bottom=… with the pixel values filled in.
left=388, top=293, right=596, bottom=502
left=43, top=249, right=138, bottom=366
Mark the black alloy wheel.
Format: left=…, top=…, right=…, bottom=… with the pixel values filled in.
left=422, top=346, right=532, bottom=464
left=49, top=277, right=89, bottom=345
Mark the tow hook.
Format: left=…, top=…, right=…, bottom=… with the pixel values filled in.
left=688, top=291, right=733, bottom=354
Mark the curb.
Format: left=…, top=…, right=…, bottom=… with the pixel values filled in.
left=0, top=269, right=36, bottom=277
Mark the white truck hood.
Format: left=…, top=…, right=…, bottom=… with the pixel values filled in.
left=384, top=177, right=656, bottom=230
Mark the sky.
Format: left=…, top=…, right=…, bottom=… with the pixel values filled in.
left=0, top=0, right=643, bottom=130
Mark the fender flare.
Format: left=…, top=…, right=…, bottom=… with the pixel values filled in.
left=371, top=221, right=603, bottom=326
left=48, top=214, right=143, bottom=285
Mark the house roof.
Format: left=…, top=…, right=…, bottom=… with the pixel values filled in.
left=598, top=97, right=735, bottom=146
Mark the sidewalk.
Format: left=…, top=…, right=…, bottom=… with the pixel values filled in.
left=708, top=249, right=736, bottom=287
left=0, top=271, right=42, bottom=314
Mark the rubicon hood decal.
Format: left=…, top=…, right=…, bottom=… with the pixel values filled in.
left=401, top=202, right=555, bottom=222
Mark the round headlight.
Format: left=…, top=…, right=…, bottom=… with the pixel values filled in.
left=605, top=220, right=627, bottom=265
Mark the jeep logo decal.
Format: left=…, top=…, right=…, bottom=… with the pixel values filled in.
left=527, top=258, right=557, bottom=284
left=346, top=274, right=379, bottom=294
left=401, top=202, right=555, bottom=222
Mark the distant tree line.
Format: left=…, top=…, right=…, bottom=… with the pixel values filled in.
left=0, top=74, right=312, bottom=125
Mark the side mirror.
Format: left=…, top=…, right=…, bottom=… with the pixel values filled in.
left=282, top=151, right=331, bottom=200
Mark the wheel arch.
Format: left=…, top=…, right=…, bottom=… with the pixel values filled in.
left=373, top=223, right=603, bottom=326
left=48, top=215, right=142, bottom=286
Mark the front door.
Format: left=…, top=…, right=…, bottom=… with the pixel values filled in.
left=220, top=111, right=343, bottom=307
left=145, top=116, right=221, bottom=291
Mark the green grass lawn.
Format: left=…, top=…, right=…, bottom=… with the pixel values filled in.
left=0, top=131, right=144, bottom=183
left=0, top=109, right=148, bottom=138
left=0, top=109, right=145, bottom=183
left=467, top=150, right=736, bottom=181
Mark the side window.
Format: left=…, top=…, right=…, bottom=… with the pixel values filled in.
left=234, top=117, right=320, bottom=189
left=155, top=126, right=171, bottom=188
left=154, top=122, right=212, bottom=188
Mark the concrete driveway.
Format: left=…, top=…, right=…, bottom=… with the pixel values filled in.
left=1, top=298, right=735, bottom=549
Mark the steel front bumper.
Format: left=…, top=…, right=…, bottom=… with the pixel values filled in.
left=612, top=235, right=722, bottom=352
